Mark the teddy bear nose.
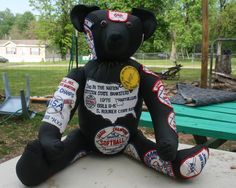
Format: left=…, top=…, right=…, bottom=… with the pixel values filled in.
left=107, top=33, right=124, bottom=48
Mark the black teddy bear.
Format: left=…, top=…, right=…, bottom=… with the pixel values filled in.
left=16, top=5, right=209, bottom=186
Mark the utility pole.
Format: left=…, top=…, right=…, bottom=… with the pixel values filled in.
left=200, top=0, right=209, bottom=88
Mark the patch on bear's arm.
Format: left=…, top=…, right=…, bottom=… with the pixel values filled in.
left=42, top=77, right=79, bottom=133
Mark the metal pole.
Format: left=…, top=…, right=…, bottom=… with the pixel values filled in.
left=200, top=0, right=209, bottom=88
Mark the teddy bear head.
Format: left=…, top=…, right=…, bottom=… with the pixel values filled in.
left=70, top=5, right=157, bottom=61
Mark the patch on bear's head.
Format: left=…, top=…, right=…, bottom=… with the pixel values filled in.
left=71, top=5, right=157, bottom=61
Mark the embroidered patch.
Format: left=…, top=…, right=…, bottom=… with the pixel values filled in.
left=84, top=80, right=138, bottom=123
left=84, top=25, right=96, bottom=59
left=168, top=112, right=177, bottom=133
left=95, top=126, right=130, bottom=154
left=144, top=150, right=175, bottom=177
left=152, top=80, right=163, bottom=92
left=123, top=144, right=141, bottom=161
left=84, top=18, right=93, bottom=28
left=157, top=85, right=172, bottom=108
left=42, top=77, right=79, bottom=133
left=107, top=10, right=128, bottom=22
left=180, top=148, right=209, bottom=178
left=120, top=66, right=140, bottom=90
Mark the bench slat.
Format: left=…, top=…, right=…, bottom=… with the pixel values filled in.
left=172, top=105, right=236, bottom=124
left=139, top=112, right=236, bottom=141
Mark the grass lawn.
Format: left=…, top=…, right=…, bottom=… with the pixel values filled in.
left=0, top=60, right=235, bottom=162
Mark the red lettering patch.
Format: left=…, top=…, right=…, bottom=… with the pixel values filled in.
left=95, top=126, right=130, bottom=154
left=107, top=10, right=128, bottom=22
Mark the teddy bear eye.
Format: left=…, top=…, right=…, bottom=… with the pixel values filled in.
left=126, top=21, right=133, bottom=28
left=100, top=20, right=107, bottom=28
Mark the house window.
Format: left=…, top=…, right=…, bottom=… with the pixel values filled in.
left=6, top=47, right=16, bottom=54
left=30, top=48, right=40, bottom=55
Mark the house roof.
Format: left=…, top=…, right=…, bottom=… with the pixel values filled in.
left=0, top=40, right=46, bottom=46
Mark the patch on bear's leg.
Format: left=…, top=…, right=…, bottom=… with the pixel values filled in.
left=143, top=150, right=175, bottom=177
left=123, top=144, right=141, bottom=161
left=180, top=147, right=209, bottom=179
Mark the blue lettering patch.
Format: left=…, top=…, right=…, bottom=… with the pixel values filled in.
left=144, top=150, right=175, bottom=177
left=42, top=77, right=79, bottom=133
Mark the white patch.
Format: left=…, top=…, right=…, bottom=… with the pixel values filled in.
left=84, top=80, right=138, bottom=123
left=180, top=148, right=209, bottom=178
left=144, top=150, right=175, bottom=177
left=84, top=25, right=97, bottom=59
left=108, top=10, right=128, bottom=22
left=84, top=18, right=93, bottom=28
left=95, top=126, right=130, bottom=154
left=168, top=112, right=177, bottom=133
left=123, top=144, right=141, bottom=161
left=42, top=78, right=79, bottom=133
left=157, top=85, right=172, bottom=108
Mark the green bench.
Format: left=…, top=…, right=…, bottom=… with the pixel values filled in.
left=139, top=101, right=236, bottom=148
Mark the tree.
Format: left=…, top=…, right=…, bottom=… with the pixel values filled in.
left=165, top=0, right=203, bottom=61
left=9, top=12, right=36, bottom=39
left=0, top=9, right=15, bottom=39
left=29, top=0, right=78, bottom=59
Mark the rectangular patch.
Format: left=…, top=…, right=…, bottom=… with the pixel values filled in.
left=42, top=77, right=79, bottom=133
left=107, top=10, right=128, bottom=22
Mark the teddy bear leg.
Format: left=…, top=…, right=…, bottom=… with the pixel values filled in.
left=50, top=128, right=91, bottom=172
left=123, top=130, right=209, bottom=179
left=16, top=139, right=51, bottom=186
left=16, top=129, right=90, bottom=186
left=171, top=145, right=209, bottom=179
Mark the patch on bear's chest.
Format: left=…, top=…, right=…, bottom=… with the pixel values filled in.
left=84, top=79, right=138, bottom=123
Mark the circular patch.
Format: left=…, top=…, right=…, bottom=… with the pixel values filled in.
left=85, top=94, right=96, bottom=109
left=120, top=66, right=140, bottom=90
left=95, top=126, right=130, bottom=155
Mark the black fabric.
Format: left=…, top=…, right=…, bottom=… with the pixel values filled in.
left=16, top=4, right=209, bottom=185
left=140, top=68, right=178, bottom=161
left=38, top=123, right=64, bottom=162
left=16, top=129, right=91, bottom=186
left=127, top=131, right=208, bottom=179
left=131, top=8, right=157, bottom=40
left=70, top=5, right=100, bottom=32
left=170, top=83, right=236, bottom=106
left=85, top=10, right=143, bottom=61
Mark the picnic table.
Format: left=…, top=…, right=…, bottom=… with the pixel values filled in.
left=140, top=101, right=236, bottom=148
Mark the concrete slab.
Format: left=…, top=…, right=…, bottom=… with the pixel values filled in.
left=0, top=144, right=236, bottom=188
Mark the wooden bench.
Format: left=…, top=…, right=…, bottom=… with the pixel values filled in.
left=140, top=101, right=236, bottom=148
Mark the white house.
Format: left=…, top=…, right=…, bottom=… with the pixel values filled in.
left=0, top=40, right=46, bottom=62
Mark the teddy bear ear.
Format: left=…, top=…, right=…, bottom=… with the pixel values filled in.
left=70, top=4, right=100, bottom=32
left=131, top=8, right=157, bottom=40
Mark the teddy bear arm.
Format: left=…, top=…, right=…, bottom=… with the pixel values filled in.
left=140, top=69, right=178, bottom=161
left=39, top=68, right=85, bottom=161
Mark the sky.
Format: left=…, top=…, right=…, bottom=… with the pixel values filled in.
left=0, top=0, right=38, bottom=14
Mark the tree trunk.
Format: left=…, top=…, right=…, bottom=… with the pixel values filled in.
left=170, top=30, right=177, bottom=62
left=215, top=42, right=232, bottom=74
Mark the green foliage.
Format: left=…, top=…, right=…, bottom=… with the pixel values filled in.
left=0, top=9, right=15, bottom=39
left=165, top=0, right=202, bottom=53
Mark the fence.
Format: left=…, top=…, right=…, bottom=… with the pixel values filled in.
left=0, top=52, right=235, bottom=98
